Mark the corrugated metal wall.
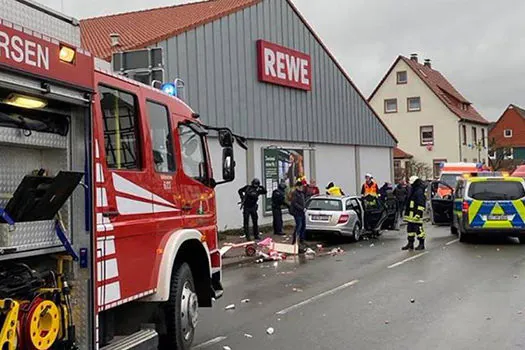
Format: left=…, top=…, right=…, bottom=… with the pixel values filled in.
left=155, top=0, right=394, bottom=147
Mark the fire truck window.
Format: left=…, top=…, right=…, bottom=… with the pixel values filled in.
left=99, top=86, right=141, bottom=170
left=178, top=125, right=207, bottom=181
left=146, top=101, right=175, bottom=173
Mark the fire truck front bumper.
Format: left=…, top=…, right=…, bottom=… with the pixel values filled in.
left=212, top=271, right=224, bottom=299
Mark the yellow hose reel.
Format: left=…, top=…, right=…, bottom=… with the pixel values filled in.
left=27, top=299, right=61, bottom=350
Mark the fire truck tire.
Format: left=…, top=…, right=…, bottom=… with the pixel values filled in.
left=164, top=262, right=197, bottom=350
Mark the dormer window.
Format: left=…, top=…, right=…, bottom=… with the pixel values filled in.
left=397, top=71, right=407, bottom=84
left=460, top=103, right=469, bottom=111
left=504, top=129, right=513, bottom=138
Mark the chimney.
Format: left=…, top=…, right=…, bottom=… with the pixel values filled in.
left=410, top=53, right=418, bottom=63
left=110, top=33, right=121, bottom=47
left=424, top=59, right=432, bottom=69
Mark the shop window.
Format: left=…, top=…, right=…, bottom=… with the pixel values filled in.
left=462, top=125, right=467, bottom=145
left=420, top=125, right=434, bottom=145
left=178, top=124, right=207, bottom=181
left=384, top=99, right=398, bottom=113
left=397, top=71, right=407, bottom=84
left=99, top=85, right=141, bottom=170
left=147, top=101, right=175, bottom=173
left=407, top=97, right=421, bottom=112
left=504, top=129, right=513, bottom=138
left=481, top=128, right=486, bottom=147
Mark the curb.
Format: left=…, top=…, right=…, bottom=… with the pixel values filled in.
left=222, top=256, right=258, bottom=268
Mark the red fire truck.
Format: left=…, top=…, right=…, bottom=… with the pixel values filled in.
left=0, top=1, right=244, bottom=349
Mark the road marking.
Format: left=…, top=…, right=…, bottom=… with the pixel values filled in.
left=387, top=252, right=428, bottom=269
left=276, top=280, right=359, bottom=315
left=446, top=239, right=459, bottom=246
left=193, top=336, right=227, bottom=349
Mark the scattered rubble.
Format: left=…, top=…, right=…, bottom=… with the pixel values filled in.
left=241, top=299, right=250, bottom=303
left=266, top=327, right=275, bottom=335
left=370, top=243, right=375, bottom=247
left=244, top=333, right=253, bottom=338
left=410, top=299, right=415, bottom=303
left=292, top=288, right=303, bottom=293
left=305, top=248, right=316, bottom=256
left=223, top=346, right=232, bottom=350
left=330, top=247, right=345, bottom=256
left=225, top=304, right=236, bottom=310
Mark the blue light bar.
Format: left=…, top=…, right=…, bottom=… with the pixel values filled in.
left=161, top=82, right=177, bottom=96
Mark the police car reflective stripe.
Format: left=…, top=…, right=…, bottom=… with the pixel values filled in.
left=468, top=200, right=525, bottom=229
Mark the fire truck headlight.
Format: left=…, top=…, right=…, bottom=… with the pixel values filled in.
left=59, top=45, right=76, bottom=63
left=5, top=94, right=47, bottom=109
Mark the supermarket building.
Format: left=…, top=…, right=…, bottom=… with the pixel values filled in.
left=80, top=0, right=396, bottom=230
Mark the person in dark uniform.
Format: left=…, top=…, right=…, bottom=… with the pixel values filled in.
left=238, top=178, right=267, bottom=241
left=402, top=176, right=427, bottom=250
left=290, top=181, right=306, bottom=246
left=271, top=183, right=288, bottom=236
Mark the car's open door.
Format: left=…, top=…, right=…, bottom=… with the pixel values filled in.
left=429, top=181, right=454, bottom=225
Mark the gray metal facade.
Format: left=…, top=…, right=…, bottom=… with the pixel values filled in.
left=155, top=0, right=395, bottom=147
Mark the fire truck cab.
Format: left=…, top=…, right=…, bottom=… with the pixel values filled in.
left=0, top=1, right=243, bottom=349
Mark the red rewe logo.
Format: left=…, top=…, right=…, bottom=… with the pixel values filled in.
left=257, top=40, right=311, bottom=91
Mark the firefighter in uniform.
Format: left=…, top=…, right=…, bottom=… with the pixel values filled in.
left=326, top=182, right=345, bottom=196
left=402, top=176, right=426, bottom=250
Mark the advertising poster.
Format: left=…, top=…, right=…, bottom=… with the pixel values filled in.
left=263, top=148, right=305, bottom=212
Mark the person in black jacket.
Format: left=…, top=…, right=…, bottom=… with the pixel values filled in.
left=271, top=183, right=288, bottom=235
left=402, top=176, right=427, bottom=250
left=290, top=181, right=306, bottom=245
left=238, top=178, right=267, bottom=240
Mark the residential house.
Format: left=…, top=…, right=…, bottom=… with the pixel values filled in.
left=369, top=54, right=490, bottom=178
left=489, top=104, right=525, bottom=161
left=393, top=147, right=412, bottom=182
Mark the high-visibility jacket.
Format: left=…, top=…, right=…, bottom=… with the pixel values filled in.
left=404, top=182, right=425, bottom=224
left=361, top=182, right=379, bottom=197
left=327, top=186, right=343, bottom=196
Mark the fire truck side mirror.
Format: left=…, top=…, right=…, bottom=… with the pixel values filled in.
left=218, top=130, right=234, bottom=148
left=222, top=147, right=235, bottom=182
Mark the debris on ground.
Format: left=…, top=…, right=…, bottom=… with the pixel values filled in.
left=370, top=243, right=375, bottom=247
left=368, top=301, right=373, bottom=305
left=244, top=333, right=253, bottom=338
left=305, top=248, right=316, bottom=256
left=385, top=320, right=390, bottom=325
left=266, top=327, right=275, bottom=335
left=486, top=316, right=492, bottom=321
left=514, top=275, right=519, bottom=279
left=317, top=244, right=324, bottom=252
left=241, top=299, right=250, bottom=303
left=292, top=288, right=303, bottom=292
left=416, top=280, right=425, bottom=284
left=518, top=311, right=523, bottom=315
left=497, top=248, right=501, bottom=252
left=223, top=346, right=232, bottom=350
left=330, top=247, right=345, bottom=256
left=225, top=304, right=236, bottom=310
left=410, top=299, right=415, bottom=303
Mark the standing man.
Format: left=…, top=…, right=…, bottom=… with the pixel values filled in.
left=271, top=183, right=288, bottom=236
left=394, top=179, right=409, bottom=218
left=290, top=181, right=306, bottom=247
left=402, top=176, right=426, bottom=250
left=238, top=178, right=267, bottom=241
left=361, top=173, right=379, bottom=197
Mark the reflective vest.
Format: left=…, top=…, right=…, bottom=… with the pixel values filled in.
left=327, top=186, right=343, bottom=196
left=404, top=200, right=425, bottom=224
left=363, top=182, right=378, bottom=196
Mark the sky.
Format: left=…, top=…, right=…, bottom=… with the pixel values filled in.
left=38, top=0, right=525, bottom=121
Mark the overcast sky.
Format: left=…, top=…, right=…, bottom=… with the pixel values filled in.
left=38, top=0, right=525, bottom=121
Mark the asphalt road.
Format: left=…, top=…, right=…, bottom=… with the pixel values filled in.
left=193, top=226, right=525, bottom=350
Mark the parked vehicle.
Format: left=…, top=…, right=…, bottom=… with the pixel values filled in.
left=0, top=2, right=245, bottom=349
left=429, top=175, right=525, bottom=243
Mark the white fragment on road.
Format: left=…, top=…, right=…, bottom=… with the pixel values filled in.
left=266, top=327, right=275, bottom=335
left=497, top=248, right=501, bottom=251
left=225, top=304, right=236, bottom=310
left=223, top=347, right=232, bottom=350
left=276, top=280, right=359, bottom=315
left=446, top=239, right=459, bottom=246
left=416, top=280, right=425, bottom=284
left=370, top=244, right=375, bottom=247
left=368, top=301, right=373, bottom=305
left=193, top=336, right=228, bottom=349
left=387, top=252, right=428, bottom=269
left=244, top=333, right=253, bottom=338
left=410, top=298, right=415, bottom=303
left=241, top=299, right=251, bottom=303
left=385, top=320, right=390, bottom=324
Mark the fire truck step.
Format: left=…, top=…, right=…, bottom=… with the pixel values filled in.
left=100, top=329, right=158, bottom=350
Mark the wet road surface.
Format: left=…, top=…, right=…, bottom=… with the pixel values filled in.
left=194, top=226, right=525, bottom=350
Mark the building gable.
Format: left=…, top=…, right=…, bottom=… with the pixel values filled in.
left=490, top=105, right=525, bottom=147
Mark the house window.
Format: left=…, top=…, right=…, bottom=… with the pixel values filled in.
left=407, top=97, right=421, bottom=112
left=481, top=129, right=486, bottom=147
left=472, top=127, right=477, bottom=145
left=463, top=158, right=468, bottom=162
left=504, top=129, right=513, bottom=138
left=420, top=125, right=434, bottom=145
left=397, top=71, right=407, bottom=84
left=462, top=125, right=467, bottom=145
left=394, top=160, right=401, bottom=168
left=473, top=158, right=478, bottom=163
left=384, top=99, right=398, bottom=113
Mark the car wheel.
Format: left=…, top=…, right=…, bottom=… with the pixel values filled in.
left=164, top=262, right=197, bottom=350
left=352, top=222, right=362, bottom=242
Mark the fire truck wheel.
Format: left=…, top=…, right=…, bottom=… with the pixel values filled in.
left=165, top=262, right=197, bottom=350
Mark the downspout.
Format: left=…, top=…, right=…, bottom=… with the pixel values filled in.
left=458, top=121, right=462, bottom=162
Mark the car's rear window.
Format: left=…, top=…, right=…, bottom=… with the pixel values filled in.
left=468, top=181, right=525, bottom=200
left=306, top=199, right=343, bottom=211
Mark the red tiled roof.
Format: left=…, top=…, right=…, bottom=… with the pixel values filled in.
left=369, top=56, right=489, bottom=125
left=393, top=147, right=413, bottom=159
left=80, top=0, right=261, bottom=60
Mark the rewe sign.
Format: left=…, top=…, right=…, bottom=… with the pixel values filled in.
left=257, top=40, right=311, bottom=91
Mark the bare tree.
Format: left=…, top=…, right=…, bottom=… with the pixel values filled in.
left=406, top=160, right=432, bottom=179
left=488, top=137, right=516, bottom=171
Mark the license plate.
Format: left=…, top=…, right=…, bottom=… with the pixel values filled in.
left=311, top=215, right=330, bottom=221
left=488, top=215, right=508, bottom=221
